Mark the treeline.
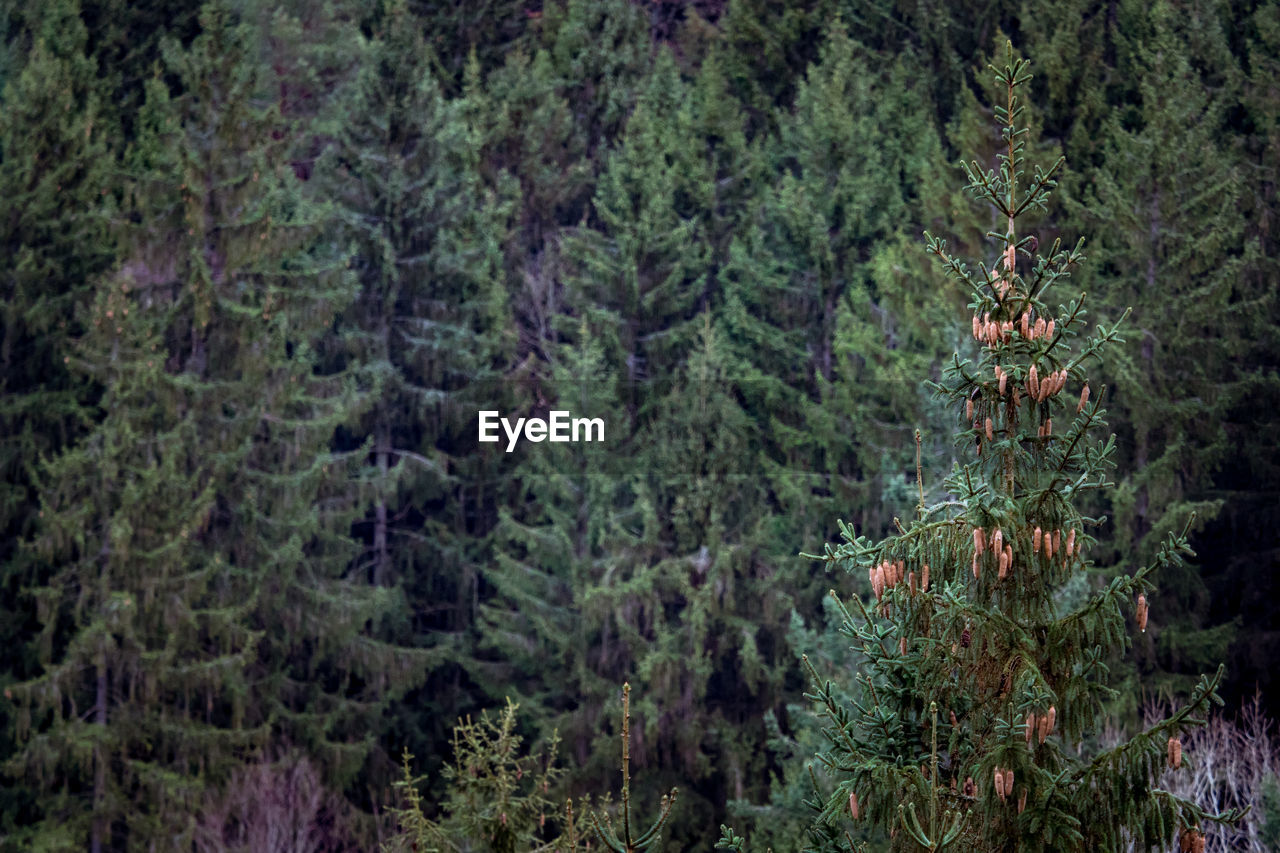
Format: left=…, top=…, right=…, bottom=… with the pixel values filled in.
left=0, top=0, right=1277, bottom=849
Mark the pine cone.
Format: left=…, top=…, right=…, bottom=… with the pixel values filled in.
left=1025, top=713, right=1036, bottom=746
left=848, top=790, right=859, bottom=819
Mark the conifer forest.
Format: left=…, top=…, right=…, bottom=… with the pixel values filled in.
left=4, top=0, right=1280, bottom=850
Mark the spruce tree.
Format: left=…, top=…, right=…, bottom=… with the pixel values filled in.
left=6, top=5, right=421, bottom=846
left=1063, top=0, right=1251, bottom=700
left=792, top=46, right=1242, bottom=852
left=0, top=0, right=117, bottom=841
left=319, top=0, right=517, bottom=795
left=720, top=22, right=956, bottom=556
left=480, top=319, right=628, bottom=762
left=524, top=47, right=792, bottom=833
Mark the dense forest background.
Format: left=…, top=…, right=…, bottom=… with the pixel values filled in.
left=1, top=0, right=1278, bottom=849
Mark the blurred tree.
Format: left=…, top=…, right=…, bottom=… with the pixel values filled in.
left=1063, top=0, right=1250, bottom=703
left=6, top=5, right=421, bottom=846
left=0, top=0, right=115, bottom=837
left=318, top=0, right=517, bottom=811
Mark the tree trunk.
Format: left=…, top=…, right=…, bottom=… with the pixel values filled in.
left=92, top=644, right=107, bottom=853
left=373, top=420, right=389, bottom=586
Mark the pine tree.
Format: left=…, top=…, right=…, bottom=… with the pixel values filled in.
left=479, top=319, right=628, bottom=762
left=384, top=684, right=677, bottom=852
left=1221, top=0, right=1280, bottom=707
left=382, top=700, right=576, bottom=853
left=1058, top=0, right=1259, bottom=703
left=6, top=5, right=421, bottom=846
left=787, top=46, right=1242, bottom=852
left=4, top=64, right=256, bottom=852
left=318, top=0, right=517, bottom=797
left=720, top=22, right=957, bottom=555
left=716, top=0, right=838, bottom=135
left=539, top=0, right=651, bottom=162
left=563, top=46, right=712, bottom=398
left=537, top=47, right=794, bottom=834
left=0, top=0, right=116, bottom=840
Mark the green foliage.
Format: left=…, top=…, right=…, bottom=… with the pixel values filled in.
left=479, top=318, right=630, bottom=768
left=0, top=0, right=121, bottom=841
left=384, top=700, right=572, bottom=853
left=318, top=0, right=517, bottom=800
left=386, top=685, right=677, bottom=853
left=4, top=4, right=421, bottom=846
left=778, top=45, right=1243, bottom=852
left=717, top=0, right=838, bottom=134
left=0, top=0, right=114, bottom=658
left=1056, top=0, right=1255, bottom=699
left=2, top=2, right=1278, bottom=849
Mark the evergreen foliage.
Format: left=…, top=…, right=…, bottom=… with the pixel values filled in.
left=385, top=685, right=677, bottom=853
left=4, top=4, right=421, bottom=846
left=383, top=700, right=574, bottom=853
left=791, top=46, right=1245, bottom=852
left=0, top=0, right=114, bottom=692
left=1, top=2, right=1276, bottom=848
left=319, top=0, right=515, bottom=788
left=1062, top=2, right=1247, bottom=698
